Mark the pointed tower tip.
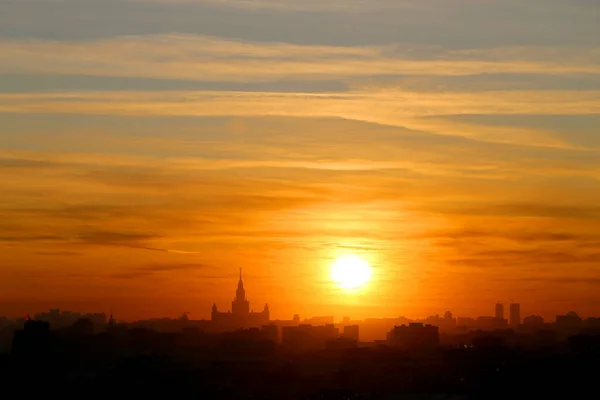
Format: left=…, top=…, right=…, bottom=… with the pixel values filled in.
left=239, top=267, right=242, bottom=281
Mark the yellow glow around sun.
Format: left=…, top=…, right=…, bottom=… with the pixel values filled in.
left=331, top=254, right=372, bottom=289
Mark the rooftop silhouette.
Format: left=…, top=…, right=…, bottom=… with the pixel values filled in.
left=1, top=273, right=600, bottom=399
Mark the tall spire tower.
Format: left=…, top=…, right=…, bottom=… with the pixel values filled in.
left=211, top=269, right=271, bottom=328
left=232, top=268, right=250, bottom=315
left=236, top=268, right=246, bottom=301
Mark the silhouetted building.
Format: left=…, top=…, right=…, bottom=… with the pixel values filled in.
left=476, top=316, right=497, bottom=331
left=387, top=323, right=439, bottom=350
left=584, top=317, right=600, bottom=330
left=281, top=324, right=339, bottom=352
left=82, top=313, right=108, bottom=326
left=216, top=327, right=276, bottom=358
left=304, top=316, right=335, bottom=325
left=424, top=314, right=442, bottom=327
left=495, top=303, right=504, bottom=320
left=0, top=317, right=13, bottom=329
left=510, top=303, right=521, bottom=328
left=11, top=319, right=51, bottom=357
left=211, top=269, right=270, bottom=331
left=556, top=311, right=583, bottom=331
left=456, top=317, right=477, bottom=331
left=493, top=303, right=508, bottom=328
left=523, top=315, right=545, bottom=328
left=71, top=318, right=94, bottom=335
left=7, top=305, right=600, bottom=399
left=326, top=336, right=358, bottom=350
left=533, top=329, right=559, bottom=347
left=440, top=311, right=457, bottom=332
left=33, top=309, right=107, bottom=329
left=261, top=324, right=280, bottom=343
left=472, top=333, right=506, bottom=349
left=34, top=308, right=62, bottom=326
left=343, top=325, right=359, bottom=342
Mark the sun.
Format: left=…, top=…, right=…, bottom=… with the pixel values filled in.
left=331, top=254, right=372, bottom=289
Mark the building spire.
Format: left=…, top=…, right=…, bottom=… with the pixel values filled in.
left=236, top=268, right=246, bottom=302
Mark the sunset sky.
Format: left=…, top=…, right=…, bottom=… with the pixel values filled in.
left=1, top=0, right=600, bottom=321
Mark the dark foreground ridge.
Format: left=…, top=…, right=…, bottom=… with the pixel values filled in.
left=2, top=316, right=600, bottom=400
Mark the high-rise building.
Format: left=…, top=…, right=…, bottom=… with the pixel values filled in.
left=211, top=269, right=270, bottom=331
left=495, top=303, right=504, bottom=320
left=492, top=303, right=508, bottom=329
left=440, top=311, right=456, bottom=332
left=510, top=303, right=521, bottom=328
left=231, top=268, right=250, bottom=315
left=343, top=325, right=359, bottom=342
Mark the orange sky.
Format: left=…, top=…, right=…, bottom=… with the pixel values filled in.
left=1, top=0, right=600, bottom=321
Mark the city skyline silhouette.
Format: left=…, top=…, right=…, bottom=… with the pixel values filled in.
left=1, top=0, right=599, bottom=397
left=3, top=277, right=600, bottom=399
left=1, top=271, right=593, bottom=336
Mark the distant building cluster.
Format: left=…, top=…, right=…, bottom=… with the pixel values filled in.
left=32, top=308, right=107, bottom=329
left=387, top=323, right=439, bottom=350
left=4, top=273, right=600, bottom=354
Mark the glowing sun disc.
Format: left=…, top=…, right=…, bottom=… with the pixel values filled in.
left=331, top=255, right=372, bottom=289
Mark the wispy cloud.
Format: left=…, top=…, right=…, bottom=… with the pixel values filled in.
left=1, top=0, right=599, bottom=319
left=1, top=90, right=599, bottom=149
left=34, top=251, right=83, bottom=256
left=112, top=263, right=209, bottom=279
left=1, top=35, right=598, bottom=82
left=494, top=276, right=600, bottom=286
left=1, top=0, right=597, bottom=48
left=420, top=229, right=600, bottom=243
left=417, top=203, right=600, bottom=220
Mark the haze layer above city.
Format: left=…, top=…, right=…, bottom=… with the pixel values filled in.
left=1, top=0, right=600, bottom=321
